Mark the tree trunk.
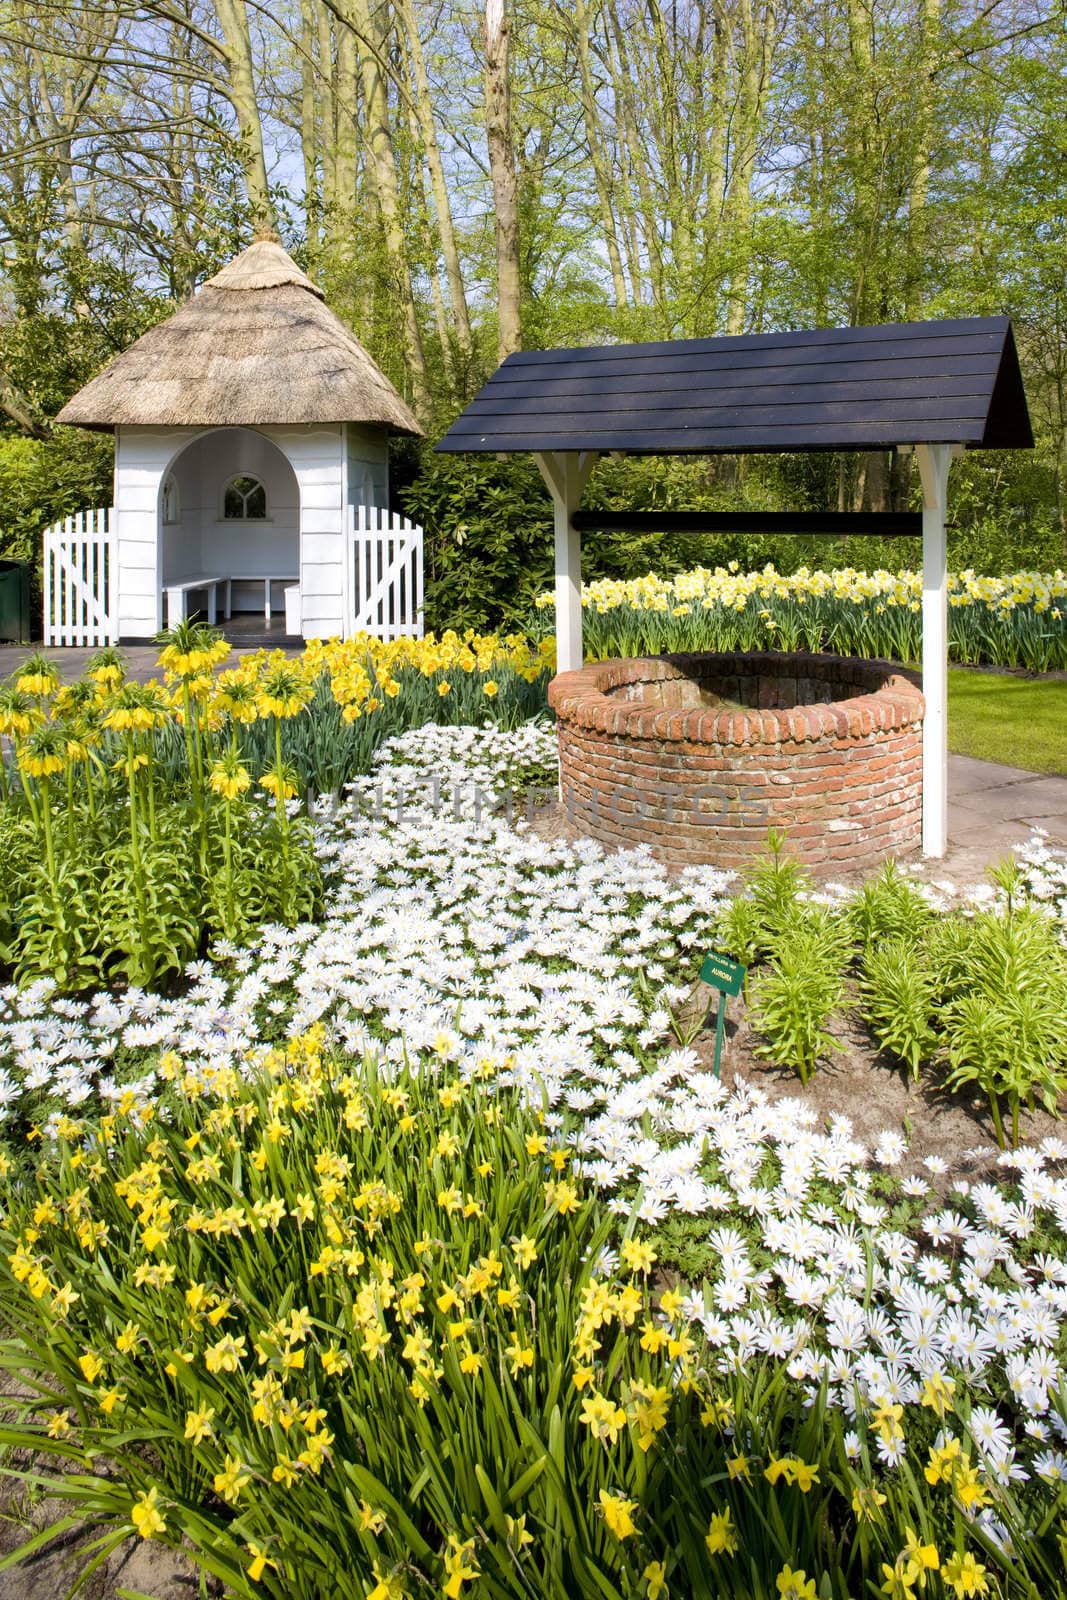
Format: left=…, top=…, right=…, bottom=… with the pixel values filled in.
left=213, top=0, right=273, bottom=223
left=484, top=0, right=522, bottom=360
left=604, top=0, right=665, bottom=313
left=572, top=0, right=628, bottom=308
left=906, top=0, right=939, bottom=314
left=346, top=0, right=431, bottom=414
left=722, top=0, right=772, bottom=336
left=397, top=0, right=474, bottom=367
left=646, top=0, right=693, bottom=288
left=299, top=0, right=320, bottom=244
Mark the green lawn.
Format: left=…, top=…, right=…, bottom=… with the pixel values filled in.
left=948, top=670, right=1067, bottom=775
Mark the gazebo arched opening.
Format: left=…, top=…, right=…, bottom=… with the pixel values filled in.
left=159, top=427, right=300, bottom=632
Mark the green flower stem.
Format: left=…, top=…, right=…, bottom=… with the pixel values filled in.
left=223, top=798, right=235, bottom=938
left=38, top=773, right=57, bottom=891
left=16, top=752, right=40, bottom=826
left=84, top=750, right=105, bottom=827
left=181, top=682, right=202, bottom=809
left=273, top=717, right=287, bottom=831
left=65, top=759, right=76, bottom=852
left=125, top=733, right=152, bottom=984
left=273, top=715, right=293, bottom=923
left=144, top=742, right=157, bottom=842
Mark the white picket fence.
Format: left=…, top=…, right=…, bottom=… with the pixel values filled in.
left=41, top=504, right=424, bottom=646
left=349, top=506, right=424, bottom=640
left=43, top=508, right=115, bottom=647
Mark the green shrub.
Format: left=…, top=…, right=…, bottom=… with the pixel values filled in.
left=750, top=911, right=851, bottom=1084
left=860, top=935, right=939, bottom=1082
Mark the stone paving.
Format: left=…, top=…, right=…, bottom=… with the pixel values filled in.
left=2, top=640, right=1066, bottom=881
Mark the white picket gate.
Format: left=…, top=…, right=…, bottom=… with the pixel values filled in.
left=43, top=508, right=116, bottom=647
left=349, top=506, right=424, bottom=640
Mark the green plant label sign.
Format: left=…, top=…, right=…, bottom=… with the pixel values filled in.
left=700, top=950, right=747, bottom=995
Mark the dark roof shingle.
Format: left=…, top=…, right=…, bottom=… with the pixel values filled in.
left=436, top=316, right=1031, bottom=455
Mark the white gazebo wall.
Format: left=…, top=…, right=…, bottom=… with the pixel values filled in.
left=272, top=424, right=348, bottom=639
left=346, top=422, right=389, bottom=514
left=114, top=424, right=201, bottom=638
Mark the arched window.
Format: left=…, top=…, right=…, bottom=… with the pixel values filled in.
left=223, top=474, right=267, bottom=520
left=161, top=474, right=179, bottom=524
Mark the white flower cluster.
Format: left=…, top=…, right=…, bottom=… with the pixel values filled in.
left=3, top=721, right=1067, bottom=1491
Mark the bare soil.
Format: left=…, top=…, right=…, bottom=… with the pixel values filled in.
left=0, top=1478, right=208, bottom=1600
left=699, top=986, right=1061, bottom=1180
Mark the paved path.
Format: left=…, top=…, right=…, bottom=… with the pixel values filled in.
left=2, top=642, right=1065, bottom=880
left=933, top=753, right=1067, bottom=880
left=0, top=637, right=299, bottom=683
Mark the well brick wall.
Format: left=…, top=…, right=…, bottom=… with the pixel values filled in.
left=548, top=652, right=925, bottom=871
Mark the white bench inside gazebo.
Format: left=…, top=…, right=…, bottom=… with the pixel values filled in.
left=162, top=573, right=299, bottom=629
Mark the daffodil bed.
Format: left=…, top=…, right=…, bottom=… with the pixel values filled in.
left=1, top=1033, right=1066, bottom=1600
left=535, top=566, right=1067, bottom=672
left=2, top=720, right=1067, bottom=1595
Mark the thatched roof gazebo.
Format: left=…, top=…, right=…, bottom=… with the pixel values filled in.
left=53, top=233, right=423, bottom=644
left=58, top=236, right=419, bottom=434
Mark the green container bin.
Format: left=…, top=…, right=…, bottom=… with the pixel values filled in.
left=0, top=559, right=31, bottom=644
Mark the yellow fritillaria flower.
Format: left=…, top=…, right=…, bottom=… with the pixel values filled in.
left=19, top=747, right=64, bottom=778
left=16, top=669, right=59, bottom=698
left=260, top=771, right=298, bottom=801
left=208, top=761, right=251, bottom=801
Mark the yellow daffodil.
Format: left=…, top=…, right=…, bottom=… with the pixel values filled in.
left=130, top=1486, right=165, bottom=1540
left=598, top=1488, right=638, bottom=1540
left=705, top=1507, right=738, bottom=1555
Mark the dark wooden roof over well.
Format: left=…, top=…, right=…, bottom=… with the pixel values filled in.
left=436, top=316, right=1032, bottom=456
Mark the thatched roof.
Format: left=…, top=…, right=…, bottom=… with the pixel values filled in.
left=57, top=236, right=421, bottom=435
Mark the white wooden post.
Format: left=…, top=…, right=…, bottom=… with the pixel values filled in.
left=534, top=450, right=599, bottom=674
left=916, top=442, right=953, bottom=858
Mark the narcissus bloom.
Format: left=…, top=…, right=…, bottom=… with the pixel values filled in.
left=131, top=1486, right=165, bottom=1540
left=598, top=1488, right=638, bottom=1540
